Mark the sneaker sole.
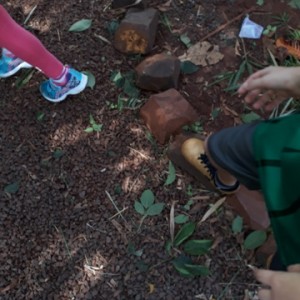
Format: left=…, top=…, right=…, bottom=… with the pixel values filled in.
left=42, top=74, right=88, bottom=103
left=0, top=62, right=32, bottom=78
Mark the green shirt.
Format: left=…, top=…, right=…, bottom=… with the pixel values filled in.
left=254, top=113, right=300, bottom=266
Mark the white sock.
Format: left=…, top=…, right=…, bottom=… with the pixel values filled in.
left=52, top=66, right=69, bottom=86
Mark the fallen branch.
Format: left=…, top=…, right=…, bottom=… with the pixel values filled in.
left=200, top=6, right=257, bottom=42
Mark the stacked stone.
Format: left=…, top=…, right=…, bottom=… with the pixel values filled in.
left=112, top=0, right=269, bottom=231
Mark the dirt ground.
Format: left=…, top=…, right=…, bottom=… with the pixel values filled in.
left=1, top=0, right=299, bottom=299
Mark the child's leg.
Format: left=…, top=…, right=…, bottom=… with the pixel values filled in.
left=181, top=122, right=261, bottom=192
left=205, top=122, right=260, bottom=190
left=0, top=5, right=64, bottom=79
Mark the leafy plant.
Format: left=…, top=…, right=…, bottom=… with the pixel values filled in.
left=256, top=0, right=264, bottom=5
left=164, top=161, right=176, bottom=186
left=69, top=19, right=92, bottom=32
left=160, top=13, right=172, bottom=33
left=263, top=25, right=277, bottom=37
left=110, top=70, right=142, bottom=111
left=289, top=0, right=300, bottom=9
left=107, top=20, right=119, bottom=35
left=167, top=222, right=213, bottom=277
left=84, top=114, right=103, bottom=133
left=183, top=121, right=203, bottom=133
left=271, top=12, right=290, bottom=28
left=134, top=189, right=165, bottom=231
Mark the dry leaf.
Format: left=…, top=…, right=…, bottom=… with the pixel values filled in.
left=170, top=201, right=176, bottom=244
left=179, top=41, right=224, bottom=66
left=199, top=197, right=226, bottom=223
left=235, top=39, right=241, bottom=57
left=157, top=0, right=172, bottom=12
left=148, top=283, right=155, bottom=294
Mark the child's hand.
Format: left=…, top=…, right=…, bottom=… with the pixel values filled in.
left=254, top=267, right=300, bottom=300
left=238, top=66, right=300, bottom=111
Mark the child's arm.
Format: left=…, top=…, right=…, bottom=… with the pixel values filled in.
left=238, top=66, right=300, bottom=111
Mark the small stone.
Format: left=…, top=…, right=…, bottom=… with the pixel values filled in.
left=140, top=89, right=198, bottom=144
left=135, top=53, right=181, bottom=91
left=114, top=8, right=159, bottom=54
left=112, top=0, right=147, bottom=9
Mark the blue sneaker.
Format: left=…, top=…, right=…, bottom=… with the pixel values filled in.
left=40, top=68, right=88, bottom=102
left=0, top=55, right=32, bottom=78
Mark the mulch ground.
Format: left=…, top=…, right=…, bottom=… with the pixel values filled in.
left=1, top=0, right=298, bottom=299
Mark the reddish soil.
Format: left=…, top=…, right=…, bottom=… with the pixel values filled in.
left=1, top=0, right=298, bottom=299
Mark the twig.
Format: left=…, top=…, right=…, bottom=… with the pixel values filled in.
left=200, top=6, right=256, bottom=42
left=105, top=190, right=128, bottom=225
left=109, top=207, right=128, bottom=220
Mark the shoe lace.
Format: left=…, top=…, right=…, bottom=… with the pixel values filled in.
left=198, top=153, right=216, bottom=179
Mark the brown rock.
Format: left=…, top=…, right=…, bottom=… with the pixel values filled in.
left=112, top=0, right=147, bottom=9
left=135, top=53, right=181, bottom=91
left=114, top=8, right=159, bottom=54
left=227, top=186, right=270, bottom=230
left=140, top=89, right=198, bottom=144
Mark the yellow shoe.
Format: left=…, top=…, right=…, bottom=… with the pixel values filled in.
left=181, top=138, right=239, bottom=194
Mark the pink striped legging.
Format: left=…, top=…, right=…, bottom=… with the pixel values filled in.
left=0, top=5, right=64, bottom=79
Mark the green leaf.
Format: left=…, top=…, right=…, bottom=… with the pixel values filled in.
left=53, top=149, right=64, bottom=159
left=36, top=112, right=45, bottom=121
left=69, top=19, right=92, bottom=32
left=140, top=189, right=155, bottom=209
left=89, top=114, right=96, bottom=125
left=172, top=256, right=208, bottom=277
left=165, top=161, right=176, bottom=186
left=183, top=239, right=213, bottom=255
left=4, top=182, right=19, bottom=194
left=256, top=0, right=264, bottom=6
left=107, top=20, right=119, bottom=35
left=134, top=201, right=145, bottom=215
left=165, top=240, right=172, bottom=255
left=123, top=79, right=140, bottom=98
left=184, top=264, right=210, bottom=276
left=84, top=127, right=94, bottom=133
left=244, top=230, right=267, bottom=250
left=174, top=214, right=189, bottom=224
left=135, top=260, right=149, bottom=272
left=110, top=70, right=125, bottom=88
left=180, top=61, right=199, bottom=74
left=146, top=203, right=164, bottom=216
left=232, top=216, right=243, bottom=234
left=174, top=222, right=196, bottom=246
left=15, top=69, right=35, bottom=89
left=92, top=124, right=103, bottom=132
left=180, top=34, right=192, bottom=48
left=172, top=255, right=194, bottom=277
left=83, top=71, right=96, bottom=89
left=241, top=112, right=261, bottom=123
